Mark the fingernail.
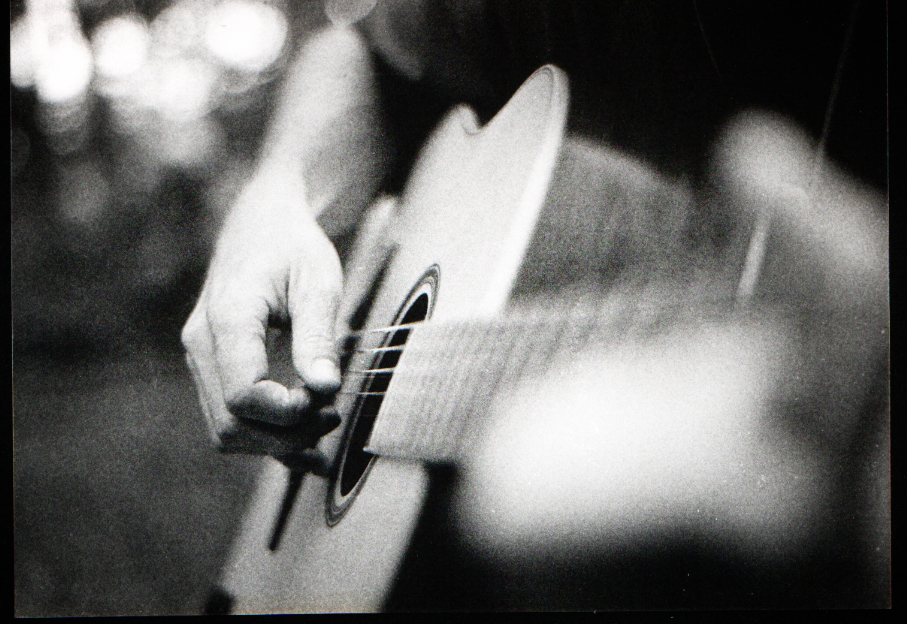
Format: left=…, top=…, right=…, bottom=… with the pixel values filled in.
left=310, top=357, right=341, bottom=392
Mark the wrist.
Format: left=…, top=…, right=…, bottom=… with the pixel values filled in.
left=215, top=170, right=322, bottom=254
left=249, top=156, right=312, bottom=208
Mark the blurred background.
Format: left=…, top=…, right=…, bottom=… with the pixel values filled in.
left=12, top=0, right=329, bottom=615
left=11, top=0, right=889, bottom=616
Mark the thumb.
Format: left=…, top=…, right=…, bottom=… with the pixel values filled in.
left=288, top=242, right=344, bottom=395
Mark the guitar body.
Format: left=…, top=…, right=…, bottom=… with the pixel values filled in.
left=218, top=65, right=573, bottom=613
left=209, top=57, right=887, bottom=612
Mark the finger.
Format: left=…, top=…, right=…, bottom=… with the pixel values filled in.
left=234, top=405, right=342, bottom=459
left=713, top=112, right=888, bottom=308
left=288, top=249, right=343, bottom=395
left=240, top=403, right=341, bottom=445
left=206, top=294, right=310, bottom=426
left=189, top=344, right=318, bottom=454
left=274, top=448, right=331, bottom=477
left=183, top=309, right=235, bottom=441
left=184, top=350, right=221, bottom=445
left=227, top=382, right=313, bottom=427
left=184, top=319, right=256, bottom=448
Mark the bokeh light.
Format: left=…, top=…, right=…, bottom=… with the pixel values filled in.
left=150, top=0, right=207, bottom=59
left=91, top=14, right=151, bottom=80
left=203, top=0, right=289, bottom=73
left=36, top=39, right=94, bottom=105
left=10, top=16, right=37, bottom=90
left=12, top=0, right=307, bottom=352
left=30, top=9, right=95, bottom=105
left=149, top=54, right=223, bottom=121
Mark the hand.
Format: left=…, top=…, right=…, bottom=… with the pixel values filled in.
left=182, top=26, right=388, bottom=467
left=454, top=112, right=888, bottom=565
left=181, top=170, right=344, bottom=464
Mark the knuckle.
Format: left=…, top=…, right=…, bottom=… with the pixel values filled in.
left=181, top=315, right=206, bottom=352
left=205, top=300, right=236, bottom=336
left=211, top=415, right=242, bottom=450
left=294, top=330, right=335, bottom=347
left=223, top=389, right=252, bottom=415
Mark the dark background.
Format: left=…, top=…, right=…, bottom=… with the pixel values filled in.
left=12, top=0, right=888, bottom=615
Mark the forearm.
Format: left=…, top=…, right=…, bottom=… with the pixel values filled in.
left=254, top=25, right=390, bottom=237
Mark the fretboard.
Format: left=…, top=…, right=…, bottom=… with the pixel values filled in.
left=364, top=294, right=740, bottom=462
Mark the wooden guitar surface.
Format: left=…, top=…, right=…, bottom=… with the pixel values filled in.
left=219, top=65, right=570, bottom=613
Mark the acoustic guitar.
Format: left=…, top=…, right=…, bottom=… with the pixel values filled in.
left=203, top=64, right=883, bottom=612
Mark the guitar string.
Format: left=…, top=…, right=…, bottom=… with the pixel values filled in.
left=331, top=293, right=747, bottom=355
left=337, top=298, right=800, bottom=448
left=334, top=326, right=539, bottom=400
left=330, top=301, right=757, bottom=400
left=338, top=319, right=624, bottom=449
left=333, top=313, right=808, bottom=407
left=312, top=1, right=864, bottom=395
left=343, top=320, right=429, bottom=338
left=332, top=295, right=802, bottom=444
left=734, top=0, right=860, bottom=305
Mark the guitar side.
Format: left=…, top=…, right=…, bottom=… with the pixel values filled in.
left=214, top=65, right=570, bottom=613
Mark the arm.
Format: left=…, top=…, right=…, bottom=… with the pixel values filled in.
left=181, top=25, right=389, bottom=458
left=256, top=25, right=389, bottom=237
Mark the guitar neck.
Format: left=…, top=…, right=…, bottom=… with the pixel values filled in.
left=365, top=293, right=739, bottom=462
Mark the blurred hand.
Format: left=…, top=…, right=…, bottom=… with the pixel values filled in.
left=454, top=112, right=888, bottom=564
left=181, top=168, right=344, bottom=464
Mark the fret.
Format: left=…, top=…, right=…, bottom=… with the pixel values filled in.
left=442, top=320, right=508, bottom=459
left=364, top=297, right=741, bottom=462
left=409, top=323, right=461, bottom=456
left=431, top=323, right=475, bottom=459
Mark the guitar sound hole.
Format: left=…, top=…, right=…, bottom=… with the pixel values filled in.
left=336, top=292, right=430, bottom=497
left=328, top=265, right=439, bottom=525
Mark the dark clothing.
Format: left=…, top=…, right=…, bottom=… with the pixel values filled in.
left=361, top=0, right=886, bottom=190
left=350, top=1, right=888, bottom=611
